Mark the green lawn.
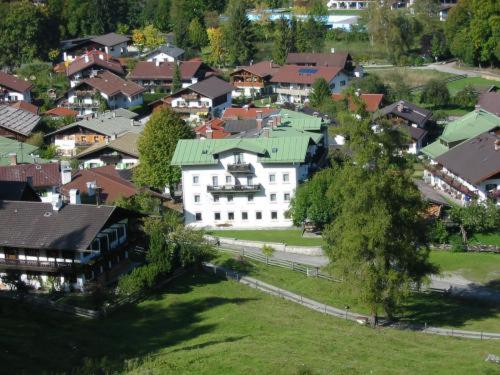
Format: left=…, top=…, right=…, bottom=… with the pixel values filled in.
left=447, top=77, right=500, bottom=95
left=209, top=229, right=325, bottom=246
left=1, top=271, right=499, bottom=374
left=431, top=251, right=500, bottom=287
left=214, top=252, right=500, bottom=332
left=469, top=233, right=500, bottom=247
left=367, top=68, right=455, bottom=88
left=325, top=40, right=387, bottom=63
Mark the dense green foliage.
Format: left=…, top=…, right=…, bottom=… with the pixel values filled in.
left=449, top=202, right=500, bottom=243
left=420, top=79, right=451, bottom=107
left=309, top=78, right=332, bottom=108
left=171, top=63, right=182, bottom=93
left=224, top=0, right=256, bottom=65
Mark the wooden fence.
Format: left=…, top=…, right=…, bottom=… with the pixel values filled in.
left=409, top=74, right=466, bottom=92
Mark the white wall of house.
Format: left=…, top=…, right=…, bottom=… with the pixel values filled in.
left=82, top=157, right=138, bottom=169
left=104, top=42, right=129, bottom=58
left=146, top=52, right=177, bottom=63
left=232, top=86, right=268, bottom=98
left=172, top=92, right=232, bottom=121
left=0, top=89, right=31, bottom=103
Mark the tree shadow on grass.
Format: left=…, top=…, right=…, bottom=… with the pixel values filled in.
left=399, top=291, right=500, bottom=330
left=484, top=279, right=500, bottom=292
left=215, top=256, right=256, bottom=275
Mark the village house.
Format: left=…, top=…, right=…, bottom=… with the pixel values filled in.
left=331, top=92, right=384, bottom=113
left=65, top=50, right=125, bottom=88
left=171, top=110, right=327, bottom=229
left=0, top=199, right=131, bottom=291
left=286, top=52, right=354, bottom=73
left=230, top=60, right=281, bottom=98
left=9, top=101, right=39, bottom=115
left=61, top=32, right=131, bottom=62
left=129, top=60, right=213, bottom=92
left=74, top=132, right=139, bottom=169
left=142, top=43, right=185, bottom=63
left=0, top=104, right=41, bottom=142
left=194, top=119, right=230, bottom=139
left=0, top=71, right=33, bottom=104
left=153, top=76, right=234, bottom=122
left=222, top=106, right=278, bottom=120
left=60, top=70, right=145, bottom=117
left=271, top=65, right=350, bottom=104
left=45, top=109, right=143, bottom=157
left=42, top=107, right=79, bottom=120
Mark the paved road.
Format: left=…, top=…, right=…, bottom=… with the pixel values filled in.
left=222, top=245, right=500, bottom=304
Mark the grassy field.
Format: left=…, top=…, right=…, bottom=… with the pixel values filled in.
left=209, top=229, right=325, bottom=246
left=214, top=252, right=500, bottom=332
left=325, top=40, right=387, bottom=63
left=367, top=68, right=455, bottom=88
left=1, top=271, right=500, bottom=374
left=447, top=77, right=500, bottom=95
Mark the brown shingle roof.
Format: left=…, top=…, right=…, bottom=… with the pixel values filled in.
left=75, top=132, right=140, bottom=159
left=0, top=162, right=61, bottom=188
left=66, top=50, right=124, bottom=77
left=10, top=101, right=39, bottom=115
left=129, top=61, right=204, bottom=80
left=90, top=32, right=130, bottom=46
left=231, top=60, right=281, bottom=78
left=478, top=92, right=500, bottom=116
left=171, top=76, right=234, bottom=99
left=270, top=65, right=343, bottom=85
left=223, top=107, right=278, bottom=120
left=43, top=107, right=79, bottom=117
left=286, top=52, right=350, bottom=68
left=0, top=71, right=33, bottom=92
left=81, top=70, right=145, bottom=97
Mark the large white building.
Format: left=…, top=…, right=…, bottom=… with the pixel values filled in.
left=171, top=111, right=327, bottom=228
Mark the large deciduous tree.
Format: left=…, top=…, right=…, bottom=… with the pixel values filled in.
left=450, top=202, right=499, bottom=243
left=135, top=107, right=195, bottom=196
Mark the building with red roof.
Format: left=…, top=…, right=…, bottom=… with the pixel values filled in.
left=222, top=107, right=277, bottom=120
left=0, top=71, right=33, bottom=104
left=66, top=50, right=124, bottom=87
left=230, top=60, right=281, bottom=98
left=194, top=119, right=230, bottom=139
left=43, top=107, right=79, bottom=119
left=270, top=65, right=350, bottom=104
left=331, top=93, right=384, bottom=113
left=10, top=101, right=39, bottom=115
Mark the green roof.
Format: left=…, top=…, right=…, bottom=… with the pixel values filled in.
left=0, top=137, right=48, bottom=166
left=422, top=109, right=500, bottom=159
left=171, top=137, right=311, bottom=166
left=278, top=109, right=323, bottom=131
left=268, top=127, right=323, bottom=144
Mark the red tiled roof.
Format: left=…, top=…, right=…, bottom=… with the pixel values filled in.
left=80, top=70, right=145, bottom=97
left=0, top=71, right=33, bottom=93
left=129, top=61, right=206, bottom=81
left=66, top=50, right=124, bottom=77
left=60, top=165, right=138, bottom=203
left=0, top=162, right=60, bottom=188
left=43, top=107, right=79, bottom=117
left=222, top=107, right=277, bottom=120
left=194, top=119, right=230, bottom=139
left=331, top=93, right=384, bottom=113
left=231, top=60, right=281, bottom=78
left=10, top=101, right=39, bottom=115
left=270, top=65, right=343, bottom=85
left=286, top=52, right=350, bottom=68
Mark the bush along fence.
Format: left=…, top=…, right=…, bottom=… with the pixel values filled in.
left=0, top=269, right=187, bottom=319
left=203, top=262, right=500, bottom=340
left=219, top=247, right=339, bottom=282
left=432, top=243, right=499, bottom=254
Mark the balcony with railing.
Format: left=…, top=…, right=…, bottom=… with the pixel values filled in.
left=425, top=164, right=478, bottom=199
left=227, top=163, right=252, bottom=173
left=0, top=257, right=76, bottom=272
left=207, top=184, right=261, bottom=193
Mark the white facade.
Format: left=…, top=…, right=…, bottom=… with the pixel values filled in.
left=147, top=52, right=177, bottom=63
left=0, top=89, right=32, bottom=103
left=181, top=150, right=312, bottom=229
left=66, top=89, right=143, bottom=117
left=82, top=156, right=138, bottom=170
left=171, top=93, right=232, bottom=122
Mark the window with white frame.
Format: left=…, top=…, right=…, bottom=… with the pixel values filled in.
left=213, top=194, right=220, bottom=202
left=242, top=212, right=248, bottom=220
left=271, top=211, right=278, bottom=220
left=195, top=213, right=202, bottom=221
left=212, top=176, right=219, bottom=186
left=270, top=193, right=277, bottom=202
left=226, top=175, right=232, bottom=184
left=269, top=174, right=276, bottom=183
left=284, top=193, right=290, bottom=201
left=214, top=212, right=221, bottom=220
left=227, top=195, right=233, bottom=202
left=228, top=212, right=235, bottom=220
left=194, top=195, right=200, bottom=203
left=192, top=175, right=199, bottom=184
left=247, top=194, right=254, bottom=202
left=256, top=211, right=262, bottom=220
left=283, top=173, right=289, bottom=182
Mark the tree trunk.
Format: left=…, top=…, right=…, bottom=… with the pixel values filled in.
left=168, top=184, right=175, bottom=199
left=369, top=310, right=378, bottom=327
left=459, top=224, right=467, bottom=244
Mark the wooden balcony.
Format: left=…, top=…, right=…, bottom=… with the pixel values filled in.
left=207, top=184, right=261, bottom=193
left=232, top=81, right=265, bottom=88
left=274, top=87, right=310, bottom=96
left=0, top=258, right=76, bottom=272
left=171, top=106, right=209, bottom=114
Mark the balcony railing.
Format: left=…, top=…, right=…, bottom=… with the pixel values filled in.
left=207, top=184, right=261, bottom=193
left=0, top=258, right=76, bottom=272
left=171, top=106, right=209, bottom=114
left=227, top=163, right=252, bottom=173
left=274, top=87, right=311, bottom=96
left=426, top=164, right=478, bottom=198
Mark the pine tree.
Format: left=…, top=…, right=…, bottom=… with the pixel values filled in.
left=272, top=17, right=292, bottom=65
left=224, top=0, right=256, bottom=66
left=172, top=63, right=182, bottom=93
left=309, top=78, right=331, bottom=108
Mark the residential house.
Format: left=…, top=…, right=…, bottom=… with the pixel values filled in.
left=0, top=136, right=47, bottom=166
left=424, top=129, right=500, bottom=205
left=74, top=132, right=139, bottom=169
left=42, top=107, right=79, bottom=120
left=45, top=109, right=143, bottom=157
left=65, top=50, right=125, bottom=87
left=142, top=43, right=185, bottom=63
left=0, top=104, right=41, bottom=141
left=0, top=71, right=33, bottom=104
left=478, top=93, right=500, bottom=116
left=61, top=70, right=145, bottom=117
left=331, top=92, right=384, bottom=113
left=129, top=61, right=213, bottom=92
left=61, top=32, right=131, bottom=61
left=153, top=76, right=234, bottom=122
left=230, top=60, right=280, bottom=98
left=0, top=199, right=131, bottom=291
left=10, top=101, right=39, bottom=115
left=376, top=100, right=433, bottom=154
left=222, top=107, right=278, bottom=120
left=194, top=119, right=230, bottom=139
left=0, top=162, right=70, bottom=202
left=270, top=65, right=349, bottom=104
left=286, top=52, right=354, bottom=74
left=171, top=111, right=327, bottom=229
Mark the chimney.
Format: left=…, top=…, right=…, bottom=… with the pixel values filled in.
left=256, top=110, right=263, bottom=129
left=99, top=53, right=104, bottom=60
left=495, top=139, right=500, bottom=151
left=155, top=60, right=160, bottom=67
left=130, top=119, right=135, bottom=126
left=206, top=123, right=213, bottom=139
left=275, top=115, right=281, bottom=125
left=60, top=164, right=72, bottom=185
left=51, top=194, right=64, bottom=211
left=331, top=47, right=335, bottom=54
left=8, top=153, right=17, bottom=166
left=111, top=132, right=117, bottom=140
left=69, top=189, right=81, bottom=204
left=262, top=127, right=270, bottom=138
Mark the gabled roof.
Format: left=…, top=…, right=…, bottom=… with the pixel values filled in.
left=129, top=61, right=206, bottom=81
left=378, top=100, right=432, bottom=127
left=437, top=130, right=500, bottom=184
left=75, top=132, right=140, bottom=159
left=331, top=93, right=384, bottom=113
left=0, top=71, right=33, bottom=92
left=143, top=44, right=185, bottom=59
left=0, top=104, right=41, bottom=136
left=171, top=137, right=311, bottom=166
left=77, top=70, right=145, bottom=97
left=0, top=200, right=117, bottom=250
left=270, top=65, right=343, bottom=85
left=286, top=52, right=351, bottom=68
left=400, top=124, right=428, bottom=141
left=0, top=162, right=60, bottom=188
left=231, top=60, right=281, bottom=78
left=90, top=32, right=130, bottom=47
left=478, top=93, right=500, bottom=116
left=194, top=119, right=229, bottom=139
left=10, top=101, right=38, bottom=115
left=171, top=76, right=235, bottom=98
left=223, top=107, right=278, bottom=120
left=66, top=50, right=124, bottom=77
left=43, top=107, right=79, bottom=117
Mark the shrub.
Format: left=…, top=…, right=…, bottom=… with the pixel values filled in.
left=262, top=244, right=276, bottom=257
left=429, top=220, right=449, bottom=244
left=420, top=79, right=450, bottom=107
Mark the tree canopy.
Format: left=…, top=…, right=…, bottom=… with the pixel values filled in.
left=224, top=0, right=256, bottom=65
left=309, top=78, right=332, bottom=108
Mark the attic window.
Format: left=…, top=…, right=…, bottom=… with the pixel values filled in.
left=272, top=147, right=278, bottom=153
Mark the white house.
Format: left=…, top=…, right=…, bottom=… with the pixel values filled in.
left=270, top=65, right=350, bottom=104
left=61, top=33, right=130, bottom=62
left=65, top=50, right=125, bottom=88
left=0, top=71, right=33, bottom=104
left=171, top=118, right=326, bottom=229
left=230, top=60, right=280, bottom=98
left=142, top=44, right=185, bottom=63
